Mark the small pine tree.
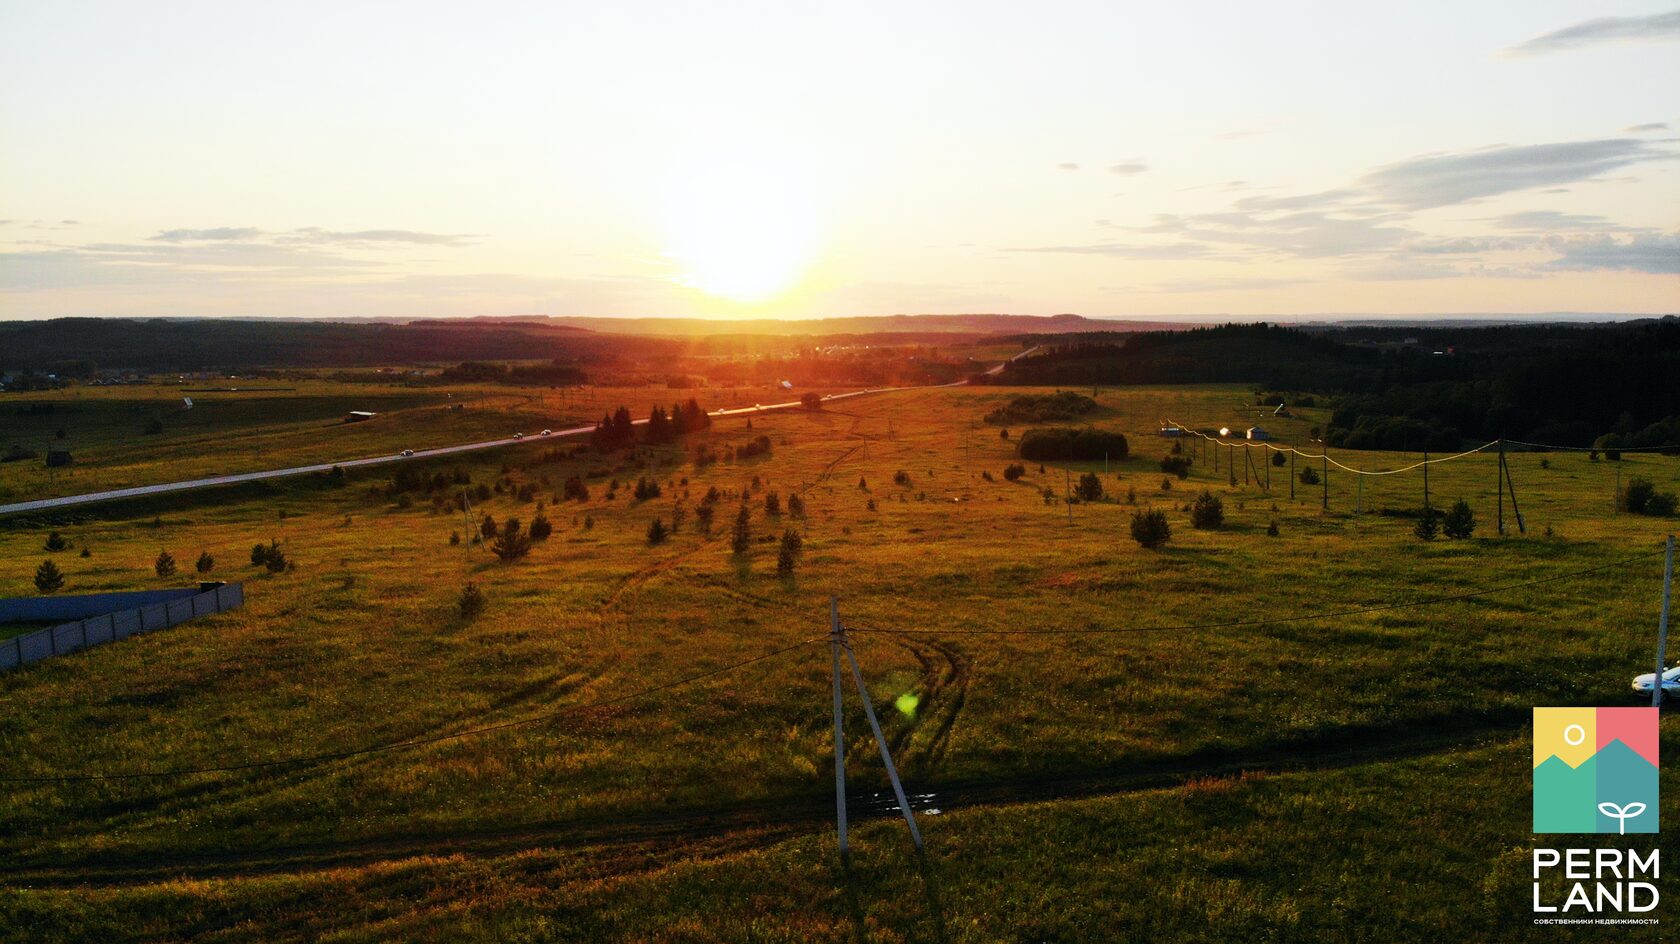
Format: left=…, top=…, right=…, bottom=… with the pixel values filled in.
left=264, top=541, right=288, bottom=572
left=449, top=531, right=461, bottom=545
left=1299, top=465, right=1320, bottom=485
left=731, top=503, right=752, bottom=554
left=43, top=531, right=68, bottom=552
left=458, top=582, right=486, bottom=620
left=787, top=493, right=805, bottom=517
left=1271, top=452, right=1287, bottom=467
left=764, top=491, right=782, bottom=516
left=695, top=503, right=715, bottom=534
left=80, top=546, right=91, bottom=558
left=34, top=559, right=65, bottom=593
left=491, top=525, right=532, bottom=562
left=1266, top=518, right=1280, bottom=537
left=1190, top=490, right=1224, bottom=529
left=529, top=512, right=553, bottom=541
left=1130, top=508, right=1172, bottom=549
left=480, top=514, right=498, bottom=539
left=1076, top=472, right=1104, bottom=502
left=777, top=528, right=803, bottom=576
left=155, top=550, right=177, bottom=577
left=647, top=518, right=669, bottom=545
left=1413, top=509, right=1440, bottom=541
left=670, top=503, right=686, bottom=533
left=195, top=550, right=214, bottom=574
left=1441, top=499, right=1475, bottom=539
left=251, top=542, right=270, bottom=566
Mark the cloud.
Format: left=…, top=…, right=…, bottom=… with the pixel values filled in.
left=1010, top=241, right=1218, bottom=260
left=1057, top=162, right=1080, bottom=172
left=1625, top=122, right=1671, bottom=133
left=1486, top=210, right=1621, bottom=232
left=1359, top=139, right=1674, bottom=209
left=1541, top=232, right=1680, bottom=274
left=1108, top=162, right=1148, bottom=175
left=151, top=227, right=265, bottom=242
left=1145, top=275, right=1304, bottom=293
left=282, top=228, right=479, bottom=246
left=1506, top=10, right=1680, bottom=56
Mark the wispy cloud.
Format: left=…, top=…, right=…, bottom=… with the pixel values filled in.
left=1056, top=162, right=1080, bottom=172
left=1359, top=139, right=1673, bottom=209
left=152, top=227, right=264, bottom=242
left=1506, top=9, right=1680, bottom=56
left=151, top=226, right=478, bottom=246
left=1108, top=162, right=1148, bottom=175
left=1624, top=122, right=1670, bottom=133
left=1541, top=232, right=1680, bottom=274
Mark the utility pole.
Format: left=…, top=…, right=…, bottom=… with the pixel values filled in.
left=1290, top=449, right=1296, bottom=500
left=1423, top=449, right=1430, bottom=514
left=830, top=598, right=848, bottom=857
left=844, top=643, right=924, bottom=850
left=1066, top=468, right=1073, bottom=524
left=1322, top=453, right=1329, bottom=510
left=1497, top=439, right=1505, bottom=535
left=1655, top=536, right=1674, bottom=707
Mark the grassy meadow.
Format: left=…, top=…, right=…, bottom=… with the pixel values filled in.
left=1, top=381, right=1677, bottom=941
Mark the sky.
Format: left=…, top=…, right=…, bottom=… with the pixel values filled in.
left=1, top=1, right=1677, bottom=321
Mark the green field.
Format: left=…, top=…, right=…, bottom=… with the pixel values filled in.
left=1, top=382, right=1676, bottom=942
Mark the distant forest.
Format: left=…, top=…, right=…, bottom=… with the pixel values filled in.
left=991, top=320, right=1680, bottom=450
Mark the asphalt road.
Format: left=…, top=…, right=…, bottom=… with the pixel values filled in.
left=0, top=377, right=977, bottom=517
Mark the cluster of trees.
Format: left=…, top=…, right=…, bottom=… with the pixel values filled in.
left=1016, top=428, right=1129, bottom=462
left=982, top=391, right=1097, bottom=424
left=438, top=360, right=588, bottom=386
left=592, top=400, right=712, bottom=451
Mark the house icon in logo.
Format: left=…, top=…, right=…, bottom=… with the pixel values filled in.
left=1533, top=707, right=1659, bottom=834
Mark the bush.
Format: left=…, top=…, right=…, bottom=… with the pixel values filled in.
left=458, top=582, right=486, bottom=620
left=1266, top=518, right=1280, bottom=537
left=155, top=550, right=177, bottom=577
left=731, top=504, right=752, bottom=554
left=195, top=550, right=214, bottom=573
left=251, top=542, right=271, bottom=566
left=777, top=528, right=804, bottom=576
left=695, top=503, right=715, bottom=534
left=480, top=514, right=498, bottom=539
left=801, top=391, right=822, bottom=409
left=634, top=477, right=662, bottom=500
left=1414, top=510, right=1440, bottom=541
left=788, top=493, right=805, bottom=517
left=1003, top=463, right=1026, bottom=481
left=647, top=518, right=669, bottom=545
left=984, top=392, right=1097, bottom=424
left=43, top=531, right=68, bottom=552
left=1441, top=500, right=1475, bottom=539
left=1299, top=465, right=1320, bottom=485
left=34, top=559, right=65, bottom=593
left=893, top=470, right=912, bottom=487
left=1271, top=452, right=1287, bottom=467
left=1076, top=472, right=1104, bottom=502
left=1160, top=455, right=1191, bottom=479
left=1016, top=428, right=1129, bottom=462
left=1190, top=491, right=1224, bottom=529
left=1130, top=508, right=1171, bottom=548
left=491, top=522, right=532, bottom=562
left=529, top=513, right=553, bottom=541
left=764, top=491, right=782, bottom=516
left=263, top=542, right=289, bottom=572
left=1623, top=477, right=1677, bottom=516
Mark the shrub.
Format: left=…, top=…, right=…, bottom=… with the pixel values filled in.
left=893, top=470, right=912, bottom=486
left=144, top=418, right=164, bottom=435
left=764, top=491, right=782, bottom=516
left=529, top=513, right=553, bottom=541
left=458, top=582, right=486, bottom=620
left=1016, top=428, right=1129, bottom=462
left=1266, top=518, right=1280, bottom=537
left=263, top=542, right=288, bottom=572
left=1271, top=452, right=1287, bottom=467
left=80, top=547, right=90, bottom=558
left=731, top=504, right=752, bottom=554
left=1003, top=463, right=1026, bottom=481
left=450, top=531, right=461, bottom=545
left=1130, top=508, right=1171, bottom=548
left=647, top=519, right=669, bottom=545
left=196, top=550, right=214, bottom=574
left=777, top=528, right=804, bottom=576
left=43, top=531, right=68, bottom=552
left=788, top=493, right=805, bottom=517
left=1160, top=455, right=1191, bottom=479
left=801, top=391, right=822, bottom=409
left=1413, top=509, right=1440, bottom=541
left=983, top=392, right=1097, bottom=424
left=1622, top=477, right=1677, bottom=516
left=634, top=477, right=662, bottom=500
left=491, top=522, right=532, bottom=562
left=1076, top=472, right=1104, bottom=502
left=251, top=542, right=271, bottom=566
left=1299, top=465, right=1320, bottom=485
left=695, top=503, right=715, bottom=534
left=1441, top=500, right=1475, bottom=539
left=1190, top=491, right=1224, bottom=529
left=34, top=559, right=65, bottom=593
left=155, top=550, right=177, bottom=577
left=737, top=435, right=774, bottom=459
left=480, top=514, right=498, bottom=539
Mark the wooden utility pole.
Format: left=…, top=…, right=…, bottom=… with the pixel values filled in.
left=1322, top=453, right=1329, bottom=510
left=1290, top=449, right=1296, bottom=500
left=1497, top=440, right=1505, bottom=535
left=1423, top=450, right=1430, bottom=513
left=1654, top=536, right=1675, bottom=708
left=844, top=644, right=924, bottom=849
left=830, top=598, right=848, bottom=857
left=1503, top=450, right=1526, bottom=534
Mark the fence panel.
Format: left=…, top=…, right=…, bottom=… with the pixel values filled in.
left=139, top=603, right=168, bottom=634
left=51, top=622, right=83, bottom=655
left=165, top=598, right=193, bottom=627
left=85, top=614, right=115, bottom=646
left=191, top=593, right=212, bottom=618
left=19, top=630, right=54, bottom=664
left=0, top=640, right=17, bottom=671
left=112, top=610, right=142, bottom=640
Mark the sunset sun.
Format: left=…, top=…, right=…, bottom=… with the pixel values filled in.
left=661, top=153, right=820, bottom=304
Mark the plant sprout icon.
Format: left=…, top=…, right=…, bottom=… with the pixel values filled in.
left=1598, top=802, right=1647, bottom=835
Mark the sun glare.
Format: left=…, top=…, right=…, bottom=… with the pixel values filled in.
left=661, top=152, right=820, bottom=304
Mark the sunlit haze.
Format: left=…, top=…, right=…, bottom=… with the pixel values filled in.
left=2, top=1, right=1676, bottom=320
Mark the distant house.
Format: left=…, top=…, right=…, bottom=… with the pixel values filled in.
left=344, top=411, right=377, bottom=424
left=46, top=448, right=73, bottom=467
left=1158, top=426, right=1185, bottom=437
left=1246, top=427, right=1271, bottom=441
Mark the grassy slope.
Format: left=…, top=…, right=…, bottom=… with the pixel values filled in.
left=1, top=382, right=1677, bottom=940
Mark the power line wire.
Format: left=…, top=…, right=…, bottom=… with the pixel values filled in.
left=845, top=548, right=1667, bottom=638
left=2, top=637, right=824, bottom=785
left=1165, top=418, right=1497, bottom=475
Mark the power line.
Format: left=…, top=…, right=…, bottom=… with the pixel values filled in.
left=845, top=548, right=1668, bottom=638
left=1504, top=439, right=1679, bottom=455
left=1165, top=418, right=1497, bottom=476
left=2, top=637, right=823, bottom=785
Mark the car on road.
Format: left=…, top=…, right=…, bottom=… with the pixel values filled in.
left=541, top=429, right=552, bottom=436
left=513, top=432, right=524, bottom=439
left=400, top=449, right=414, bottom=457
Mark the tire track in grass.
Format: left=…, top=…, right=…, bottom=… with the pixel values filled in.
left=2, top=709, right=1523, bottom=889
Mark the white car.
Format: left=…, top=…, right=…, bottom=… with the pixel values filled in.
left=400, top=449, right=414, bottom=457
left=1630, top=666, right=1680, bottom=697
left=540, top=429, right=552, bottom=436
left=513, top=432, right=524, bottom=439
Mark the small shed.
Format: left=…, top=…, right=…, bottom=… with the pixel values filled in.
left=344, top=411, right=377, bottom=424
left=1246, top=427, right=1271, bottom=441
left=46, top=448, right=73, bottom=467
